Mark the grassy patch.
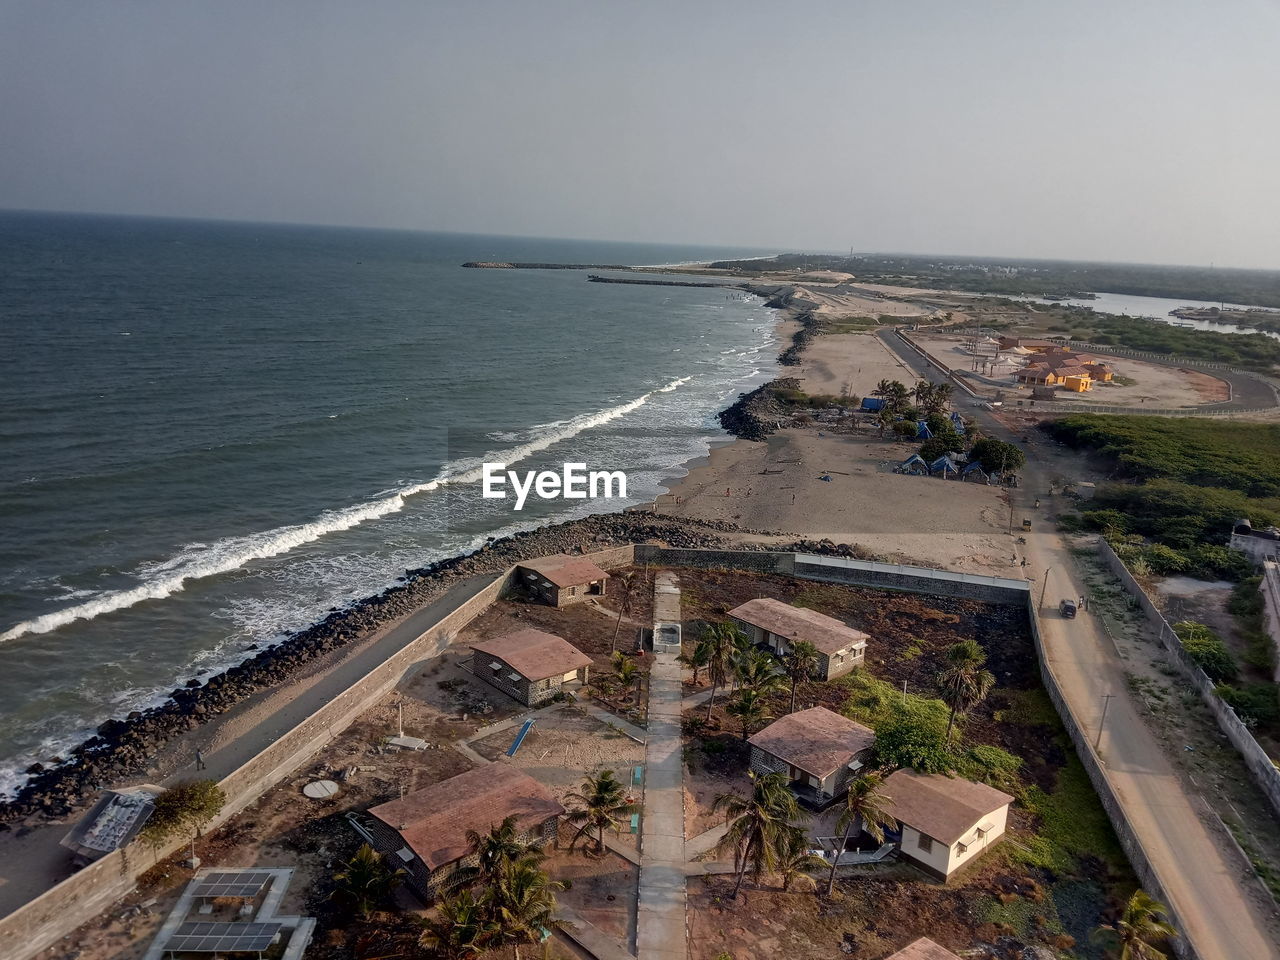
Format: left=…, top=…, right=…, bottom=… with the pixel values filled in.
left=994, top=688, right=1060, bottom=727
left=1014, top=747, right=1128, bottom=876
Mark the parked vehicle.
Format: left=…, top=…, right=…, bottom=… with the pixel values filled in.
left=1059, top=599, right=1077, bottom=618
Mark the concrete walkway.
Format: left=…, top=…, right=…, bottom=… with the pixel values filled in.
left=635, top=650, right=687, bottom=960
left=557, top=903, right=636, bottom=960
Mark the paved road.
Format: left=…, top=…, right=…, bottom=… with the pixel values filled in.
left=880, top=329, right=1280, bottom=959
left=636, top=650, right=688, bottom=960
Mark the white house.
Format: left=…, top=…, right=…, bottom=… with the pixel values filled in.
left=882, top=769, right=1013, bottom=881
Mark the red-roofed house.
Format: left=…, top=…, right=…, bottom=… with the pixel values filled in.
left=882, top=769, right=1013, bottom=880
left=747, top=706, right=876, bottom=808
left=729, top=597, right=868, bottom=680
left=516, top=554, right=609, bottom=607
left=365, top=765, right=564, bottom=901
left=470, top=628, right=592, bottom=706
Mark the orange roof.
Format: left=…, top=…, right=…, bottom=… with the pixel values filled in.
left=369, top=766, right=564, bottom=870
left=748, top=707, right=875, bottom=779
left=471, top=628, right=592, bottom=682
left=885, top=938, right=963, bottom=960
left=728, top=598, right=869, bottom=656
left=882, top=769, right=1012, bottom=845
left=518, top=554, right=609, bottom=588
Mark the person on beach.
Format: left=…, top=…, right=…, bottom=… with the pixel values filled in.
left=195, top=747, right=206, bottom=771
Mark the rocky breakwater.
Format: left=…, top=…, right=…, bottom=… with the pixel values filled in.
left=1, top=512, right=741, bottom=823
left=717, top=377, right=802, bottom=441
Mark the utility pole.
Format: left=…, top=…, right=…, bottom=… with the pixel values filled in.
left=901, top=680, right=908, bottom=706
left=1008, top=502, right=1015, bottom=535
left=1038, top=567, right=1052, bottom=608
left=1095, top=693, right=1114, bottom=752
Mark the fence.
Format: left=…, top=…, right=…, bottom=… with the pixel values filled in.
left=0, top=545, right=638, bottom=960
left=1261, top=563, right=1280, bottom=685
left=1096, top=540, right=1280, bottom=818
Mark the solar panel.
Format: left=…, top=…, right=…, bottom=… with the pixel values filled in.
left=190, top=871, right=273, bottom=900
left=167, top=921, right=282, bottom=952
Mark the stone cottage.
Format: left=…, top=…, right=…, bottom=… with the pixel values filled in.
left=515, top=554, right=609, bottom=607
left=747, top=706, right=876, bottom=809
left=729, top=597, right=868, bottom=680
left=470, top=628, right=592, bottom=706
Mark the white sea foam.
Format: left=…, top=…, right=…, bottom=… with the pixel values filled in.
left=0, top=376, right=691, bottom=643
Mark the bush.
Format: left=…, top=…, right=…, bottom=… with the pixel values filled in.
left=1173, top=621, right=1238, bottom=681
left=872, top=703, right=952, bottom=773
left=891, top=420, right=918, bottom=439
left=960, top=744, right=1023, bottom=789
left=970, top=437, right=1026, bottom=474
left=1215, top=683, right=1280, bottom=725
left=920, top=433, right=964, bottom=460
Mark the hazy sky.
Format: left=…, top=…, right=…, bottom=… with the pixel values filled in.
left=2, top=0, right=1278, bottom=267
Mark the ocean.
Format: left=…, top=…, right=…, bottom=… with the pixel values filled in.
left=0, top=211, right=776, bottom=796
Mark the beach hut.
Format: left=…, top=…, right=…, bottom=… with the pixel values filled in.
left=861, top=397, right=886, bottom=412
left=961, top=461, right=989, bottom=483
left=898, top=454, right=928, bottom=476
left=916, top=420, right=933, bottom=440
left=929, top=456, right=959, bottom=478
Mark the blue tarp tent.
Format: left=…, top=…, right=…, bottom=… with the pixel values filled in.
left=898, top=454, right=928, bottom=475
left=916, top=420, right=933, bottom=440
left=961, top=461, right=989, bottom=483
left=950, top=412, right=965, bottom=431
left=861, top=397, right=886, bottom=412
left=929, top=455, right=959, bottom=477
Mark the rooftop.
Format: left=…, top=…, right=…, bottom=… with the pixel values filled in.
left=471, top=628, right=593, bottom=682
left=368, top=765, right=565, bottom=870
left=882, top=769, right=1013, bottom=845
left=885, top=937, right=964, bottom=960
left=748, top=707, right=876, bottom=779
left=728, top=597, right=869, bottom=656
left=518, top=553, right=609, bottom=588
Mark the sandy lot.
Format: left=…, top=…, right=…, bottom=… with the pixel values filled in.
left=792, top=285, right=934, bottom=321
left=664, top=429, right=1018, bottom=575
left=792, top=332, right=919, bottom=398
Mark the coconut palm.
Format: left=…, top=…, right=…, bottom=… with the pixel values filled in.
left=825, top=773, right=896, bottom=895
left=727, top=630, right=757, bottom=691
left=1092, top=889, right=1178, bottom=960
left=734, top=648, right=783, bottom=693
left=727, top=688, right=772, bottom=741
left=713, top=770, right=805, bottom=899
left=610, top=571, right=638, bottom=652
left=702, top=622, right=743, bottom=722
left=612, top=650, right=640, bottom=702
left=490, top=862, right=565, bottom=960
left=774, top=826, right=828, bottom=891
left=937, top=639, right=997, bottom=741
left=330, top=843, right=403, bottom=918
left=446, top=815, right=545, bottom=893
left=779, top=640, right=820, bottom=714
left=418, top=888, right=497, bottom=960
left=564, top=769, right=637, bottom=855
left=678, top=637, right=713, bottom=686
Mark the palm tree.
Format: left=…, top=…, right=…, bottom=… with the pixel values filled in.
left=873, top=378, right=893, bottom=400
left=418, top=888, right=497, bottom=960
left=912, top=380, right=933, bottom=409
left=734, top=648, right=783, bottom=693
left=330, top=843, right=403, bottom=918
left=490, top=863, right=565, bottom=960
left=937, top=639, right=997, bottom=741
left=1092, top=889, right=1178, bottom=959
left=713, top=770, right=804, bottom=899
left=678, top=637, right=713, bottom=686
left=727, top=630, right=756, bottom=691
left=610, top=571, right=638, bottom=652
left=702, top=622, right=742, bottom=723
left=825, top=773, right=896, bottom=895
left=564, top=769, right=637, bottom=855
left=612, top=651, right=639, bottom=703
left=446, top=815, right=545, bottom=893
left=779, top=641, right=820, bottom=714
left=727, top=688, right=771, bottom=741
left=774, top=826, right=828, bottom=891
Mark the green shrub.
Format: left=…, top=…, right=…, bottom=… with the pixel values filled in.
left=971, top=437, right=1026, bottom=474
left=872, top=703, right=952, bottom=773
left=959, top=744, right=1023, bottom=789
left=1215, top=683, right=1280, bottom=725
left=891, top=420, right=918, bottom=439
left=1173, top=621, right=1238, bottom=681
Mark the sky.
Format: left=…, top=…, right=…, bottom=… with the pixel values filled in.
left=1, top=0, right=1278, bottom=268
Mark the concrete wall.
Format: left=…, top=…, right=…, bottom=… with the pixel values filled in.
left=792, top=553, right=1032, bottom=603
left=1097, top=540, right=1280, bottom=820
left=633, top=545, right=794, bottom=575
